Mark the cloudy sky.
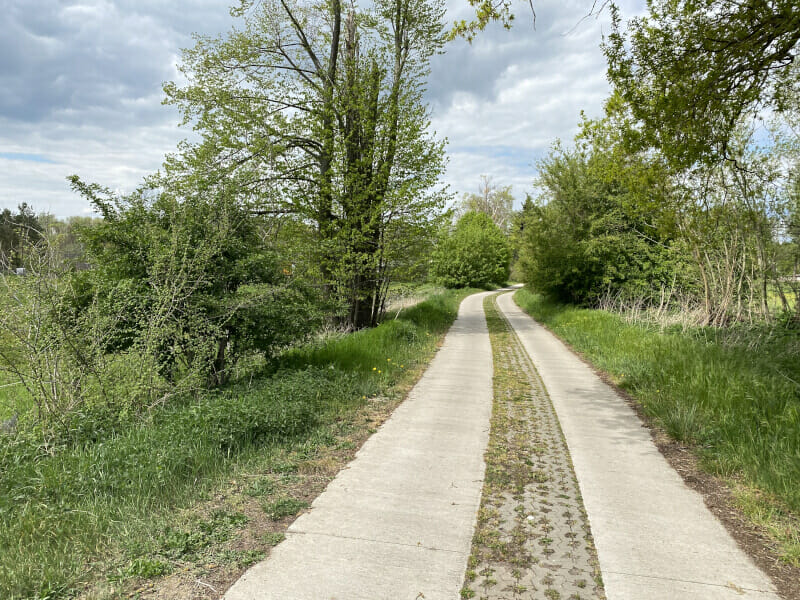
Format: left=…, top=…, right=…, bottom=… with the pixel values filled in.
left=0, top=0, right=644, bottom=217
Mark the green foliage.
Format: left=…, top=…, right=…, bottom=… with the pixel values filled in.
left=159, top=511, right=249, bottom=560
left=604, top=0, right=800, bottom=166
left=457, top=175, right=515, bottom=232
left=0, top=367, right=355, bottom=598
left=115, top=557, right=171, bottom=580
left=0, top=242, right=119, bottom=427
left=449, top=0, right=516, bottom=42
left=517, top=117, right=684, bottom=305
left=431, top=212, right=511, bottom=288
left=0, top=203, right=43, bottom=269
left=67, top=178, right=323, bottom=391
left=515, top=289, right=800, bottom=528
left=164, top=0, right=450, bottom=329
left=262, top=498, right=309, bottom=521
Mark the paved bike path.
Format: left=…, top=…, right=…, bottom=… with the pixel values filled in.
left=224, top=291, right=494, bottom=600
left=496, top=292, right=779, bottom=600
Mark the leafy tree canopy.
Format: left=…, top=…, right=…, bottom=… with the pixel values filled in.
left=604, top=0, right=800, bottom=167
left=163, top=0, right=450, bottom=328
left=0, top=203, right=43, bottom=269
left=518, top=111, right=685, bottom=305
left=457, top=175, right=515, bottom=232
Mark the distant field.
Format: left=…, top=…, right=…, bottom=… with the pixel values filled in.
left=767, top=284, right=799, bottom=313
left=0, top=374, right=28, bottom=421
left=384, top=282, right=447, bottom=314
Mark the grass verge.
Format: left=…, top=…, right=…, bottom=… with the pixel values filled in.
left=514, top=287, right=800, bottom=568
left=0, top=288, right=478, bottom=600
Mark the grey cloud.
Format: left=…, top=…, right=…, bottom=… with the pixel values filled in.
left=0, top=1, right=233, bottom=124
left=427, top=0, right=609, bottom=107
left=431, top=0, right=646, bottom=196
left=0, top=1, right=235, bottom=215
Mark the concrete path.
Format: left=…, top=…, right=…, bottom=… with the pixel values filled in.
left=225, top=291, right=494, bottom=600
left=463, top=293, right=604, bottom=599
left=496, top=292, right=779, bottom=600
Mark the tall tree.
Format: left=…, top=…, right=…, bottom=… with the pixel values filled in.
left=431, top=211, right=511, bottom=288
left=518, top=109, right=685, bottom=306
left=163, top=0, right=449, bottom=329
left=0, top=204, right=43, bottom=268
left=457, top=175, right=515, bottom=232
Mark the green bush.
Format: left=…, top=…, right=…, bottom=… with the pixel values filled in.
left=66, top=180, right=323, bottom=391
left=515, top=139, right=686, bottom=306
left=430, top=212, right=510, bottom=288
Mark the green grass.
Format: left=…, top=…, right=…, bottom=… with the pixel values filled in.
left=0, top=287, right=478, bottom=599
left=0, top=279, right=34, bottom=420
left=514, top=287, right=800, bottom=564
left=280, top=288, right=476, bottom=374
left=0, top=372, right=29, bottom=421
left=767, top=283, right=798, bottom=313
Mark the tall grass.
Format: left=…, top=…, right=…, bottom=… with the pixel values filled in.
left=0, top=288, right=475, bottom=599
left=0, top=280, right=35, bottom=420
left=514, top=288, right=800, bottom=562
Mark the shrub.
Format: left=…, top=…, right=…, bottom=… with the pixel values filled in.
left=430, top=212, right=510, bottom=288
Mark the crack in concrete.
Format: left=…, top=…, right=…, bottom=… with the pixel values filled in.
left=604, top=570, right=775, bottom=593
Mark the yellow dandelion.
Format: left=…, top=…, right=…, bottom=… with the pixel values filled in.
left=372, top=367, right=376, bottom=371
left=387, top=358, right=391, bottom=362
left=378, top=370, right=382, bottom=374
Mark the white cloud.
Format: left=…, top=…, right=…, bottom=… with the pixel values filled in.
left=430, top=0, right=646, bottom=199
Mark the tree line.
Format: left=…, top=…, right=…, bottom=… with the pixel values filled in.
left=516, top=0, right=800, bottom=326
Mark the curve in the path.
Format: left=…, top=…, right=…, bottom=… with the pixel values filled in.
left=496, top=291, right=779, bottom=600
left=224, top=291, right=494, bottom=600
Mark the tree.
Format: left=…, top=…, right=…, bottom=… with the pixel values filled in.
left=604, top=0, right=800, bottom=166
left=163, top=0, right=449, bottom=329
left=431, top=211, right=511, bottom=288
left=457, top=176, right=515, bottom=232
left=68, top=177, right=322, bottom=388
left=0, top=204, right=43, bottom=269
left=518, top=111, right=685, bottom=306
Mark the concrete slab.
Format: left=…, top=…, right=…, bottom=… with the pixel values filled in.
left=224, top=291, right=494, bottom=599
left=495, top=292, right=779, bottom=600
left=226, top=532, right=466, bottom=600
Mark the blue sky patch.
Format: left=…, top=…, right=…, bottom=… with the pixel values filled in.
left=0, top=152, right=56, bottom=164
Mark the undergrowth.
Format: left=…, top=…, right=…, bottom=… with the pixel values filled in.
left=0, top=288, right=476, bottom=599
left=514, top=287, right=800, bottom=565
